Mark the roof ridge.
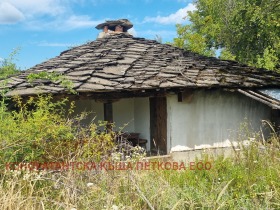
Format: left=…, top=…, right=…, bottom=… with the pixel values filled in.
left=2, top=32, right=280, bottom=97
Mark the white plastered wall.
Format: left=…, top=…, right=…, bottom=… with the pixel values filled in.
left=113, top=98, right=150, bottom=150
left=73, top=99, right=104, bottom=125
left=73, top=97, right=151, bottom=150
left=167, top=89, right=272, bottom=152
left=134, top=97, right=150, bottom=151
left=113, top=98, right=135, bottom=132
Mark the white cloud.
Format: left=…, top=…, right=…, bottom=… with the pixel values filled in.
left=25, top=15, right=104, bottom=31
left=144, top=3, right=196, bottom=24
left=0, top=0, right=69, bottom=25
left=0, top=2, right=25, bottom=24
left=7, top=0, right=68, bottom=17
left=128, top=28, right=137, bottom=37
left=0, top=0, right=104, bottom=30
left=139, top=29, right=176, bottom=38
left=64, top=15, right=102, bottom=29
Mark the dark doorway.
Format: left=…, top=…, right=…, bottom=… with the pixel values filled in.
left=271, top=109, right=280, bottom=135
left=104, top=102, right=113, bottom=131
left=150, top=97, right=167, bottom=155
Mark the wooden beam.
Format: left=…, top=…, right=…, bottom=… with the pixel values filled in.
left=238, top=89, right=280, bottom=109
left=248, top=90, right=280, bottom=105
left=54, top=90, right=167, bottom=101
left=271, top=109, right=280, bottom=134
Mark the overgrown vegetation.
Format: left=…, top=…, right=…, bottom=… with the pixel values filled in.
left=0, top=49, right=75, bottom=93
left=27, top=72, right=76, bottom=93
left=0, top=94, right=117, bottom=165
left=1, top=24, right=280, bottom=209
left=0, top=48, right=20, bottom=79
left=0, top=93, right=279, bottom=209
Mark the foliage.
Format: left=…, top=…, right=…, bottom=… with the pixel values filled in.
left=0, top=49, right=75, bottom=93
left=27, top=72, right=76, bottom=93
left=0, top=48, right=20, bottom=79
left=173, top=24, right=215, bottom=57
left=0, top=95, right=116, bottom=164
left=0, top=132, right=279, bottom=209
left=173, top=0, right=280, bottom=71
left=0, top=97, right=279, bottom=209
left=0, top=50, right=279, bottom=209
left=219, top=48, right=236, bottom=61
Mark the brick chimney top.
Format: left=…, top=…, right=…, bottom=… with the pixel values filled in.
left=96, top=19, right=133, bottom=38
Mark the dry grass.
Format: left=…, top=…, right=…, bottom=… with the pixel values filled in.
left=0, top=95, right=279, bottom=209
left=1, top=135, right=280, bottom=210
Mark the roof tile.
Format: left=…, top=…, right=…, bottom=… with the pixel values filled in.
left=2, top=34, right=280, bottom=96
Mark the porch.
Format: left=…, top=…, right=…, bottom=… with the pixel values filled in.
left=72, top=96, right=168, bottom=155
left=69, top=88, right=278, bottom=156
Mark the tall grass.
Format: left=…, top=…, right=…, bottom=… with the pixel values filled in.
left=0, top=95, right=279, bottom=209
left=1, top=139, right=279, bottom=210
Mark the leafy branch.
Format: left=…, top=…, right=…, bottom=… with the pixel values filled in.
left=0, top=48, right=20, bottom=79
left=27, top=72, right=76, bottom=94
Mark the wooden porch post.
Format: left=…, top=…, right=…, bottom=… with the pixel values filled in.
left=271, top=108, right=280, bottom=135
left=104, top=102, right=113, bottom=132
left=150, top=97, right=167, bottom=155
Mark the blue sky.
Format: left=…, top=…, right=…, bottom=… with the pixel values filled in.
left=0, top=0, right=196, bottom=70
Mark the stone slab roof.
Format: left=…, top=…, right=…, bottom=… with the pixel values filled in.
left=2, top=34, right=280, bottom=96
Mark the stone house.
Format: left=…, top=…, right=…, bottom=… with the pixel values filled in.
left=2, top=19, right=280, bottom=154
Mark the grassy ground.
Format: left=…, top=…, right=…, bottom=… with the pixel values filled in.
left=1, top=137, right=280, bottom=210
left=0, top=95, right=279, bottom=209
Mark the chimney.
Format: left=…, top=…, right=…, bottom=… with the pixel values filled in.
left=96, top=19, right=133, bottom=38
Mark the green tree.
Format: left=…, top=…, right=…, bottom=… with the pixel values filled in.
left=0, top=48, right=75, bottom=93
left=173, top=24, right=215, bottom=57
left=0, top=48, right=20, bottom=79
left=173, top=0, right=280, bottom=71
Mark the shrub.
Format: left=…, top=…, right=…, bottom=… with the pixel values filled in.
left=0, top=93, right=279, bottom=209
left=0, top=94, right=117, bottom=166
left=0, top=48, right=20, bottom=79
